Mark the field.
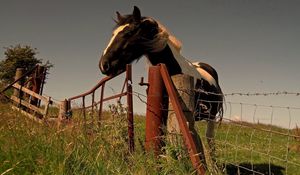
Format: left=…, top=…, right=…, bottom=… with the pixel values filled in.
left=200, top=121, right=300, bottom=175
left=0, top=103, right=299, bottom=175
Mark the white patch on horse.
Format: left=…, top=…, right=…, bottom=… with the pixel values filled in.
left=143, top=19, right=217, bottom=87
left=195, top=66, right=216, bottom=86
left=103, top=24, right=130, bottom=55
left=167, top=41, right=217, bottom=87
left=192, top=62, right=218, bottom=86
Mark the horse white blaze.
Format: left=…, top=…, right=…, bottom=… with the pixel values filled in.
left=103, top=24, right=130, bottom=55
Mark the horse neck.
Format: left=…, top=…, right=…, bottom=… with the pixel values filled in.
left=146, top=43, right=182, bottom=76
left=146, top=42, right=221, bottom=91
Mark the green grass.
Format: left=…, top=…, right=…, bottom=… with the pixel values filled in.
left=0, top=102, right=299, bottom=174
left=196, top=121, right=300, bottom=174
left=0, top=103, right=193, bottom=175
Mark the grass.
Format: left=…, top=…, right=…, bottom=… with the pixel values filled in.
left=0, top=103, right=193, bottom=175
left=196, top=121, right=300, bottom=174
left=0, top=102, right=299, bottom=174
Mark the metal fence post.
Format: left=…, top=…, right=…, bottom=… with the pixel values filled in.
left=126, top=64, right=134, bottom=153
left=145, top=65, right=165, bottom=155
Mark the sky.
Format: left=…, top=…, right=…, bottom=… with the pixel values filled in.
left=1, top=0, right=300, bottom=128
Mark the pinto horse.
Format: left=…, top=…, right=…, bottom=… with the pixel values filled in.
left=99, top=6, right=224, bottom=152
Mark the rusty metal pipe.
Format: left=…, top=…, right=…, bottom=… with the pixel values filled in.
left=145, top=66, right=165, bottom=155
left=102, top=92, right=127, bottom=102
left=68, top=76, right=112, bottom=101
left=126, top=64, right=134, bottom=153
left=98, top=84, right=105, bottom=126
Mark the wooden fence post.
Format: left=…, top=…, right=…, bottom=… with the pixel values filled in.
left=58, top=99, right=69, bottom=121
left=43, top=96, right=51, bottom=119
left=31, top=65, right=45, bottom=107
left=13, top=68, right=24, bottom=98
left=167, top=74, right=206, bottom=164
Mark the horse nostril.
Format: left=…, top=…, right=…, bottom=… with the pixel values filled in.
left=102, top=61, right=110, bottom=72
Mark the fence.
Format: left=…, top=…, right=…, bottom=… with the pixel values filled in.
left=211, top=94, right=300, bottom=175
left=144, top=64, right=206, bottom=174
left=10, top=83, right=52, bottom=122
left=0, top=65, right=60, bottom=123
left=2, top=64, right=299, bottom=174
left=66, top=64, right=134, bottom=152
left=131, top=85, right=300, bottom=174
left=64, top=64, right=207, bottom=174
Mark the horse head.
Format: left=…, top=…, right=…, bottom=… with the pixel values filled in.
left=99, top=6, right=161, bottom=75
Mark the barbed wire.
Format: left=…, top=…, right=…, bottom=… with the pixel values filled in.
left=66, top=89, right=300, bottom=113
left=47, top=90, right=300, bottom=110
left=129, top=90, right=300, bottom=110
left=224, top=91, right=300, bottom=97
left=194, top=89, right=300, bottom=97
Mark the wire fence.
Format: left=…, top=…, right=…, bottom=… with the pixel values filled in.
left=130, top=90, right=300, bottom=175
left=67, top=82, right=300, bottom=175
left=196, top=91, right=300, bottom=174
left=213, top=101, right=300, bottom=175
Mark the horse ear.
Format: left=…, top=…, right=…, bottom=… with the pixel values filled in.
left=132, top=6, right=141, bottom=22
left=116, top=11, right=124, bottom=22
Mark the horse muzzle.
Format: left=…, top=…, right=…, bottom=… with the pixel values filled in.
left=99, top=54, right=112, bottom=75
left=100, top=61, right=110, bottom=74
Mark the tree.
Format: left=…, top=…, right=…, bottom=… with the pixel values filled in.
left=0, top=44, right=51, bottom=85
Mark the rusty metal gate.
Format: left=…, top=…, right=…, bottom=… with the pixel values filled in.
left=66, top=64, right=134, bottom=152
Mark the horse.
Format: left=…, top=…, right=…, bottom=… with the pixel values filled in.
left=99, top=6, right=224, bottom=156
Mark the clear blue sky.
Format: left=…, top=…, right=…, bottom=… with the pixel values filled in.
left=1, top=0, right=300, bottom=128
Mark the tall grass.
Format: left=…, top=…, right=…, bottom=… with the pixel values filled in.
left=0, top=103, right=193, bottom=175
left=1, top=102, right=299, bottom=174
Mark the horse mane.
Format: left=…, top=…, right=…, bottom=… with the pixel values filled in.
left=155, top=20, right=182, bottom=52
left=115, top=15, right=182, bottom=53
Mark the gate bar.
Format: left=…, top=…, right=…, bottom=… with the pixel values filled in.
left=160, top=64, right=206, bottom=175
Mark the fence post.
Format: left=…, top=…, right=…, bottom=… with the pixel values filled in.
left=145, top=65, right=166, bottom=155
left=58, top=99, right=69, bottom=121
left=31, top=65, right=45, bottom=107
left=13, top=68, right=24, bottom=98
left=167, top=74, right=206, bottom=164
left=43, top=96, right=51, bottom=118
